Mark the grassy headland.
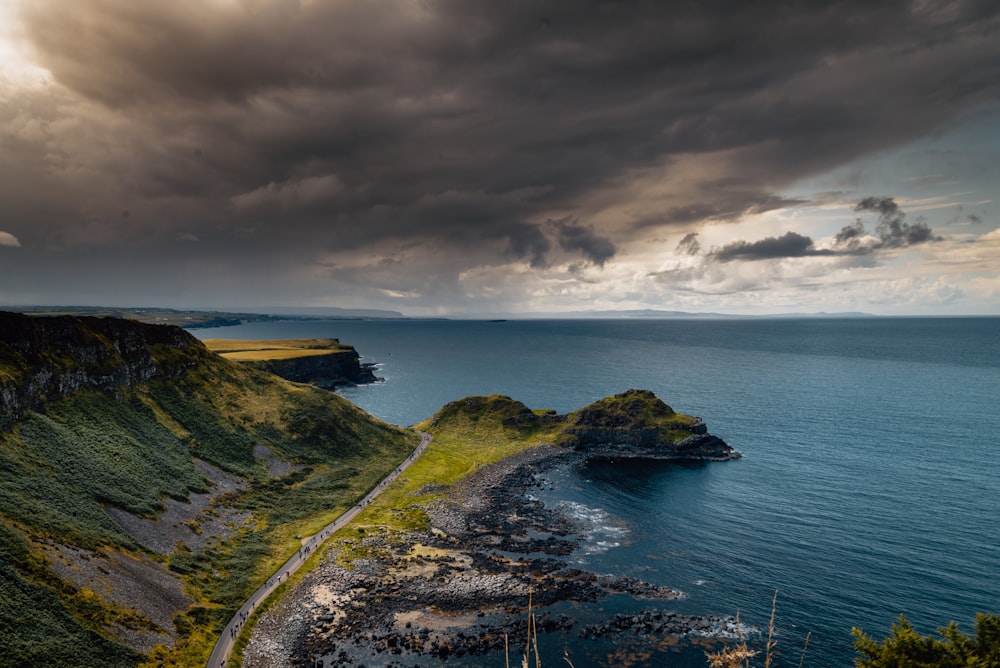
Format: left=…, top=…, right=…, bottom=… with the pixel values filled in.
left=203, top=338, right=377, bottom=389
left=325, top=390, right=730, bottom=559
left=350, top=395, right=566, bottom=534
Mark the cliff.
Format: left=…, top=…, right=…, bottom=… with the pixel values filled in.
left=563, top=389, right=739, bottom=461
left=0, top=311, right=205, bottom=429
left=203, top=338, right=381, bottom=388
left=239, top=348, right=379, bottom=389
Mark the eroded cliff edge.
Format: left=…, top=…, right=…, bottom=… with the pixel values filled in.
left=0, top=310, right=202, bottom=428
left=203, top=338, right=381, bottom=389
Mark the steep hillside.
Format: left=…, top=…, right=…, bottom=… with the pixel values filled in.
left=0, top=312, right=419, bottom=667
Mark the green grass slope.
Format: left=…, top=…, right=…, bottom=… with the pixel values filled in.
left=0, top=313, right=419, bottom=667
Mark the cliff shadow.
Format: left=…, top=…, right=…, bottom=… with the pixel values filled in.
left=577, top=455, right=713, bottom=498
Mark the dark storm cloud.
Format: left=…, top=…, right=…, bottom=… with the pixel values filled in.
left=855, top=196, right=901, bottom=220
left=676, top=233, right=701, bottom=256
left=849, top=196, right=942, bottom=249
left=348, top=187, right=558, bottom=267
left=503, top=221, right=552, bottom=269
left=710, top=196, right=943, bottom=263
left=834, top=221, right=867, bottom=246
left=548, top=217, right=616, bottom=267
left=640, top=193, right=810, bottom=229
left=6, top=0, right=1000, bottom=306
left=711, top=231, right=827, bottom=262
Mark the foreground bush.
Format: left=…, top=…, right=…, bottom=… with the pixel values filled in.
left=853, top=613, right=1000, bottom=667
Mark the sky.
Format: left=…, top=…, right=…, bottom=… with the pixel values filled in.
left=1, top=0, right=998, bottom=316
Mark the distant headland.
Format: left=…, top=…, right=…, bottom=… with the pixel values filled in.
left=203, top=338, right=382, bottom=389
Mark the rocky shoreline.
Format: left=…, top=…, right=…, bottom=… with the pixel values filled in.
left=243, top=447, right=743, bottom=667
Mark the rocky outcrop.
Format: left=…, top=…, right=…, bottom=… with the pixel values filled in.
left=577, top=431, right=738, bottom=461
left=243, top=349, right=381, bottom=389
left=564, top=389, right=740, bottom=461
left=0, top=311, right=205, bottom=428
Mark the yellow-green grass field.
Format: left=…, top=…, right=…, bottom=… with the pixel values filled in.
left=203, top=338, right=353, bottom=362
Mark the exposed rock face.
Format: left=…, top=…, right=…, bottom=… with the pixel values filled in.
left=578, top=431, right=738, bottom=461
left=0, top=311, right=204, bottom=428
left=243, top=349, right=380, bottom=389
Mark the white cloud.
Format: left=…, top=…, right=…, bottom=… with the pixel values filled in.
left=0, top=231, right=21, bottom=247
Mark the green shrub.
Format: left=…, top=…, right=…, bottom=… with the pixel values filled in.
left=853, top=613, right=1000, bottom=667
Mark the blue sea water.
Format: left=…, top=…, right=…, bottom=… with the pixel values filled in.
left=196, top=317, right=1000, bottom=666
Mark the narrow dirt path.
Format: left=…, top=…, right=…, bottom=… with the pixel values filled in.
left=206, top=431, right=432, bottom=668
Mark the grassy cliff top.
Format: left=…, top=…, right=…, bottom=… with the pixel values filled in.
left=566, top=388, right=702, bottom=430
left=203, top=338, right=354, bottom=362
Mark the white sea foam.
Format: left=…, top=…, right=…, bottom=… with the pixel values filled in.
left=557, top=500, right=629, bottom=556
left=691, top=618, right=760, bottom=640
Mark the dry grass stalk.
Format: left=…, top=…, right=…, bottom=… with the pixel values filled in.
left=524, top=587, right=533, bottom=668
left=533, top=609, right=542, bottom=668
left=798, top=631, right=811, bottom=668
left=706, top=611, right=759, bottom=668
left=764, top=590, right=778, bottom=667
left=705, top=644, right=758, bottom=667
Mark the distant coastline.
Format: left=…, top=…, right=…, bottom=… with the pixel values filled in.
left=0, top=305, right=405, bottom=329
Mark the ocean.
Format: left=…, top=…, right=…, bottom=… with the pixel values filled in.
left=195, top=317, right=1000, bottom=666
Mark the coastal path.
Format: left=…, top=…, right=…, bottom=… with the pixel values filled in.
left=207, top=431, right=432, bottom=667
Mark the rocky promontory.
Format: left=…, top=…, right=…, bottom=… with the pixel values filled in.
left=203, top=338, right=382, bottom=389
left=433, top=389, right=740, bottom=461
left=563, top=389, right=740, bottom=460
